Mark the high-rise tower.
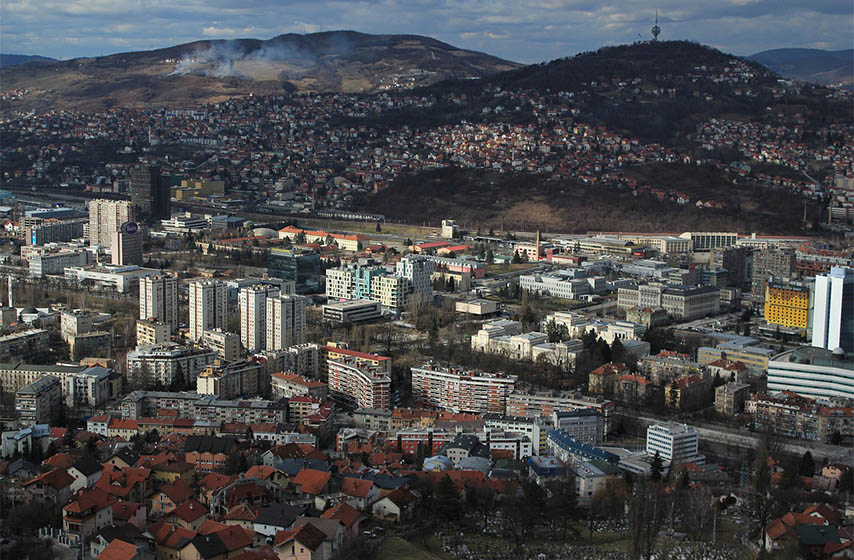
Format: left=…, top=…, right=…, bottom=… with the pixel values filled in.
left=651, top=11, right=661, bottom=41
left=131, top=165, right=171, bottom=223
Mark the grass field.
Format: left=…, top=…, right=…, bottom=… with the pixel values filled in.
left=372, top=536, right=450, bottom=560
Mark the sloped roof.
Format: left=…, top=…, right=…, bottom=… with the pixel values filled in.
left=292, top=468, right=331, bottom=495
left=96, top=538, right=138, bottom=560
left=275, top=523, right=327, bottom=551
left=340, top=477, right=374, bottom=498
left=24, top=467, right=74, bottom=490
left=381, top=488, right=416, bottom=508
left=159, top=479, right=194, bottom=504
left=321, top=502, right=362, bottom=527
left=224, top=503, right=258, bottom=522
left=174, top=499, right=208, bottom=523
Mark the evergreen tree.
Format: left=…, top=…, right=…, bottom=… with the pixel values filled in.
left=799, top=451, right=815, bottom=477
left=485, top=249, right=494, bottom=264
left=650, top=451, right=663, bottom=482
left=434, top=474, right=460, bottom=521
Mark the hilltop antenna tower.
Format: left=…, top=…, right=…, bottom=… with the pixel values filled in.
left=651, top=10, right=661, bottom=41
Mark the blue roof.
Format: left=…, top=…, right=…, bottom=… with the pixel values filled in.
left=547, top=429, right=619, bottom=464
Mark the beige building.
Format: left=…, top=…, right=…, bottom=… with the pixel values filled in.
left=136, top=319, right=170, bottom=346
left=715, top=382, right=750, bottom=416
left=201, top=329, right=240, bottom=362
left=370, top=275, right=410, bottom=309
left=88, top=200, right=136, bottom=248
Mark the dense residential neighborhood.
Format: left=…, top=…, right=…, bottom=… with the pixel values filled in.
left=0, top=29, right=853, bottom=560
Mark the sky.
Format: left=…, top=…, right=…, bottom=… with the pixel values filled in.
left=1, top=0, right=852, bottom=63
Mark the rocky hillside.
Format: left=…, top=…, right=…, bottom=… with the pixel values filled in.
left=0, top=31, right=520, bottom=112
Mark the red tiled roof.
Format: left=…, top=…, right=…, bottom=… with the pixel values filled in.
left=97, top=538, right=138, bottom=560
left=340, top=477, right=373, bottom=498
left=174, top=499, right=208, bottom=523
left=112, top=501, right=142, bottom=521
left=293, top=468, right=330, bottom=495
left=321, top=502, right=362, bottom=527
left=224, top=503, right=258, bottom=522
left=108, top=419, right=139, bottom=431
left=24, top=467, right=74, bottom=490
left=197, top=520, right=229, bottom=536
left=43, top=453, right=75, bottom=469
left=150, top=521, right=196, bottom=549
left=274, top=523, right=327, bottom=551
left=64, top=487, right=115, bottom=515
left=381, top=488, right=415, bottom=508
left=159, top=479, right=194, bottom=504
left=198, top=472, right=236, bottom=490
left=244, top=465, right=279, bottom=480
left=214, top=524, right=253, bottom=551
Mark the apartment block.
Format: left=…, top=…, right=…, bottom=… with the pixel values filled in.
left=410, top=364, right=517, bottom=415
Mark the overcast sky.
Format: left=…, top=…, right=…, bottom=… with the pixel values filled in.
left=2, top=0, right=852, bottom=62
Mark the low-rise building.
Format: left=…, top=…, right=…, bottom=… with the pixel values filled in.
left=646, top=422, right=704, bottom=466
left=552, top=409, right=604, bottom=445
left=715, top=382, right=751, bottom=416
left=322, top=300, right=382, bottom=324
left=271, top=372, right=329, bottom=401
left=202, top=329, right=241, bottom=362
left=136, top=320, right=171, bottom=346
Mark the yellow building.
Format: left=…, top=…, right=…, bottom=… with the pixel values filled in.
left=173, top=179, right=225, bottom=200
left=764, top=281, right=812, bottom=330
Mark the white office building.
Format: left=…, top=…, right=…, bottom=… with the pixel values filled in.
left=189, top=280, right=228, bottom=342
left=139, top=274, right=178, bottom=332
left=645, top=422, right=704, bottom=466
left=811, top=266, right=853, bottom=354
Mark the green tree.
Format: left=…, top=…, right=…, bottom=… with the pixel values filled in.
left=650, top=451, right=663, bottom=482
left=433, top=474, right=460, bottom=521
left=799, top=451, right=815, bottom=477
left=485, top=249, right=495, bottom=264
left=611, top=338, right=626, bottom=363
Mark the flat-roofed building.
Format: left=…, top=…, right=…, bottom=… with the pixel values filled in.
left=455, top=299, right=498, bottom=315
left=646, top=422, right=704, bottom=466
left=767, top=346, right=854, bottom=400
left=136, top=319, right=170, bottom=346
left=327, top=358, right=390, bottom=410
left=322, top=299, right=382, bottom=324
left=552, top=409, right=604, bottom=445
left=410, top=363, right=517, bottom=415
left=16, top=376, right=62, bottom=427
left=201, top=329, right=240, bottom=362
left=764, top=280, right=812, bottom=331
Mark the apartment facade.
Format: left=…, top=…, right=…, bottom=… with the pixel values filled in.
left=139, top=274, right=178, bottom=332
left=189, top=280, right=228, bottom=342
left=410, top=364, right=517, bottom=415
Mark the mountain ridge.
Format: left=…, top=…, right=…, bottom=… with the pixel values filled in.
left=0, top=30, right=521, bottom=112
left=747, top=47, right=853, bottom=89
